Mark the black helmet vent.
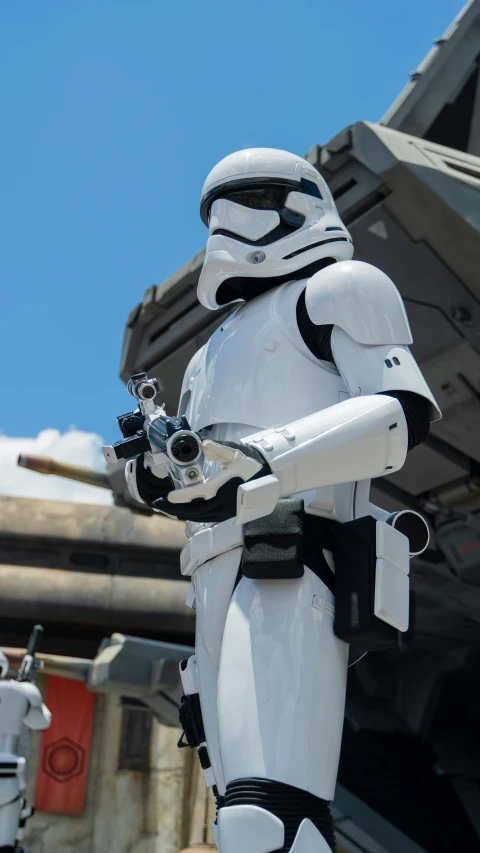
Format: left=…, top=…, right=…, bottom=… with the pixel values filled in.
left=216, top=257, right=336, bottom=306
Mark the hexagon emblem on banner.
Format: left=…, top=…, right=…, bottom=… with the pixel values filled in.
left=42, top=736, right=86, bottom=784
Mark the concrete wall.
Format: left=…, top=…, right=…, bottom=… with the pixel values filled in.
left=23, top=677, right=215, bottom=853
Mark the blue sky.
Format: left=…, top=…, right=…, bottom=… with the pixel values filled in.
left=0, top=0, right=462, bottom=445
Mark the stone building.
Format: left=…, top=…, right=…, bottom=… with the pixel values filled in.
left=22, top=680, right=217, bottom=853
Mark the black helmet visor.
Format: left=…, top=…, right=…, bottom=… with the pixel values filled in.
left=200, top=176, right=322, bottom=225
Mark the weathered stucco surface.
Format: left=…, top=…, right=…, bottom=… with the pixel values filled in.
left=23, top=679, right=216, bottom=853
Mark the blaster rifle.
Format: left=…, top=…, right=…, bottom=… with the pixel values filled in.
left=103, top=372, right=204, bottom=487
left=17, top=624, right=44, bottom=683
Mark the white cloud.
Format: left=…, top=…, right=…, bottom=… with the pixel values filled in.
left=0, top=428, right=112, bottom=505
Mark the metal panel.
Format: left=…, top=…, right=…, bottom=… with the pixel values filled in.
left=333, top=786, right=429, bottom=853
left=381, top=0, right=480, bottom=153
left=387, top=443, right=468, bottom=496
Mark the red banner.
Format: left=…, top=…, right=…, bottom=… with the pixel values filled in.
left=35, top=676, right=96, bottom=815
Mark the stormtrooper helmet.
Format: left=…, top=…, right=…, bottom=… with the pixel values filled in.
left=198, top=147, right=353, bottom=310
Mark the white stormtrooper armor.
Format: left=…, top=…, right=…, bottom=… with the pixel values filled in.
left=0, top=652, right=51, bottom=851
left=127, top=148, right=440, bottom=853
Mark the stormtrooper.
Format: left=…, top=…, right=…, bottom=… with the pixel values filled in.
left=0, top=641, right=51, bottom=852
left=123, top=148, right=441, bottom=853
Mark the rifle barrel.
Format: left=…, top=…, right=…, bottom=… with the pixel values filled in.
left=26, top=624, right=43, bottom=657
left=17, top=454, right=110, bottom=490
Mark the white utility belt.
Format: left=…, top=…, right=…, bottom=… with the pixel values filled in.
left=181, top=519, right=243, bottom=577
left=181, top=512, right=417, bottom=637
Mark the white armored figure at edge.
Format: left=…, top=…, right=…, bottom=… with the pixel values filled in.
left=0, top=651, right=51, bottom=853
left=126, top=149, right=441, bottom=853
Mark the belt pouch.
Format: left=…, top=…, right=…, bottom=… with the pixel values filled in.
left=242, top=498, right=305, bottom=579
left=330, top=516, right=399, bottom=650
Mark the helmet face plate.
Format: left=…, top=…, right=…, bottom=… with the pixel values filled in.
left=209, top=199, right=282, bottom=243
left=198, top=148, right=353, bottom=310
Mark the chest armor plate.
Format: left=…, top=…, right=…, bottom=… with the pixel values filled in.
left=185, top=278, right=349, bottom=432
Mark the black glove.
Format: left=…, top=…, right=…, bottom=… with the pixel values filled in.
left=135, top=454, right=174, bottom=505
left=153, top=441, right=271, bottom=524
